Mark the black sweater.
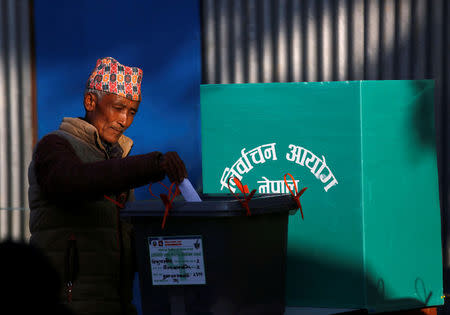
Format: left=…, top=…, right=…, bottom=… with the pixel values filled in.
left=33, top=134, right=165, bottom=201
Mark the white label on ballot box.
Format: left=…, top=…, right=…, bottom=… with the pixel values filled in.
left=148, top=235, right=206, bottom=285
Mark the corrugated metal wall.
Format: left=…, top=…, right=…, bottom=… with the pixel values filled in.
left=202, top=0, right=448, bottom=83
left=201, top=0, right=449, bottom=293
left=0, top=0, right=34, bottom=242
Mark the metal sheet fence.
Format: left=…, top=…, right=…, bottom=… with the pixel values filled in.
left=201, top=0, right=449, bottom=292
left=0, top=0, right=33, bottom=242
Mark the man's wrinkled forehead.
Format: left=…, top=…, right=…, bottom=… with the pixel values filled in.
left=98, top=92, right=140, bottom=111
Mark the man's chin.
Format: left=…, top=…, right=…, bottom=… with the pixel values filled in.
left=102, top=135, right=120, bottom=145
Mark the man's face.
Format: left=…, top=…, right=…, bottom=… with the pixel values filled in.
left=84, top=93, right=140, bottom=144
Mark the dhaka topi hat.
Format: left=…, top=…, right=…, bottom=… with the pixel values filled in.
left=86, top=57, right=143, bottom=101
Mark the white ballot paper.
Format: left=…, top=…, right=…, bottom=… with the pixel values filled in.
left=178, top=178, right=202, bottom=202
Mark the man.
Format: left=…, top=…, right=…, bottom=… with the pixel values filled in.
left=28, top=57, right=187, bottom=315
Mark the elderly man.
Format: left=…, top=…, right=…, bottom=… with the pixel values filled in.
left=28, top=57, right=187, bottom=315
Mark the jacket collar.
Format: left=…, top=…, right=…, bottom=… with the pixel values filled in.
left=59, top=117, right=133, bottom=157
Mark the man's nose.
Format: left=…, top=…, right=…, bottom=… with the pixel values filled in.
left=117, top=111, right=127, bottom=126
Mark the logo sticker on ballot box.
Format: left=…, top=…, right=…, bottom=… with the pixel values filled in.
left=148, top=235, right=206, bottom=285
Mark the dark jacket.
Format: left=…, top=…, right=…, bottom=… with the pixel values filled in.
left=28, top=117, right=164, bottom=315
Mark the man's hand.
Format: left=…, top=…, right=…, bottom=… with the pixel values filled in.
left=159, top=152, right=188, bottom=184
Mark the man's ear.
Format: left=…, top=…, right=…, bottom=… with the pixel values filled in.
left=84, top=93, right=97, bottom=112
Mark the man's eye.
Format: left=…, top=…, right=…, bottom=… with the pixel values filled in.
left=130, top=111, right=136, bottom=116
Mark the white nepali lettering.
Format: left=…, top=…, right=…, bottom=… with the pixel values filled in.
left=219, top=143, right=338, bottom=193
left=256, top=176, right=270, bottom=193
left=286, top=144, right=307, bottom=165
left=286, top=144, right=338, bottom=192
left=220, top=167, right=242, bottom=193
left=248, top=146, right=266, bottom=164
left=219, top=143, right=278, bottom=192
left=235, top=148, right=254, bottom=174
left=262, top=143, right=277, bottom=160
left=257, top=177, right=301, bottom=194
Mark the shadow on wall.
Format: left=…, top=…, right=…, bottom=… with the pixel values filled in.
left=287, top=253, right=428, bottom=314
left=0, top=240, right=74, bottom=314
left=411, top=81, right=436, bottom=151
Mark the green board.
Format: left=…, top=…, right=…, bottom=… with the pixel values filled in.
left=200, top=80, right=443, bottom=313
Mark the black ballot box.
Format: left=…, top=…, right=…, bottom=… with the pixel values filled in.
left=121, top=194, right=298, bottom=315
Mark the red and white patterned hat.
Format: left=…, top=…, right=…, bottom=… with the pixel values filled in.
left=86, top=57, right=143, bottom=101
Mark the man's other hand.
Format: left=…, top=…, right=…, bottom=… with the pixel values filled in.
left=159, top=152, right=188, bottom=184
